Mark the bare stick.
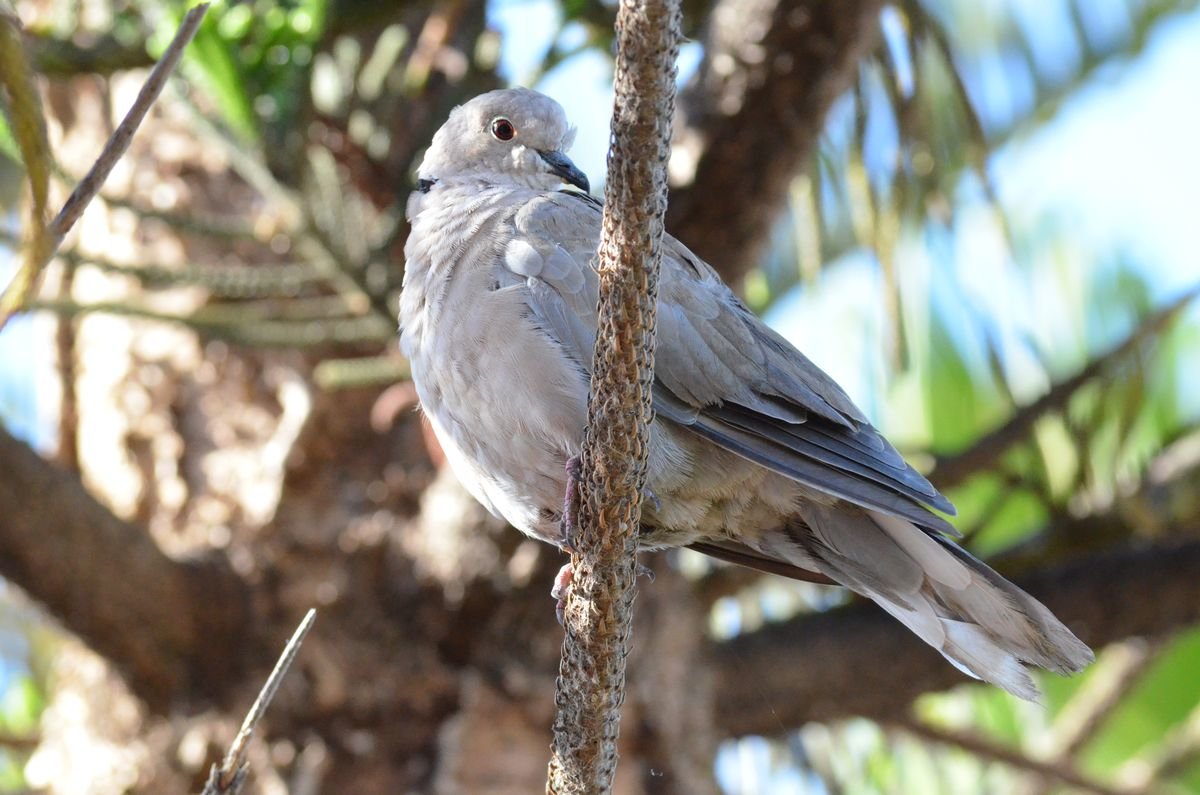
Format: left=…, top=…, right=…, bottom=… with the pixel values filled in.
left=544, top=1, right=681, bottom=792
left=48, top=4, right=209, bottom=243
left=202, top=609, right=317, bottom=795
left=0, top=3, right=209, bottom=331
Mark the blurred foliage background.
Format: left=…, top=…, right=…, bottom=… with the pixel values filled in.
left=0, top=0, right=1199, bottom=792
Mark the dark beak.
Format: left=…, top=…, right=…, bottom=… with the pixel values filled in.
left=538, top=150, right=590, bottom=194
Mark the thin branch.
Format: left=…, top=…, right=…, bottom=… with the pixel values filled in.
left=1050, top=639, right=1160, bottom=760
left=313, top=356, right=410, bottom=390
left=59, top=249, right=327, bottom=298
left=0, top=731, right=40, bottom=753
left=26, top=30, right=154, bottom=77
left=930, top=284, right=1200, bottom=489
left=91, top=190, right=262, bottom=240
left=0, top=7, right=52, bottom=330
left=27, top=299, right=394, bottom=347
left=0, top=3, right=210, bottom=331
left=47, top=4, right=208, bottom=244
left=53, top=262, right=79, bottom=471
left=202, top=609, right=317, bottom=795
left=894, top=718, right=1131, bottom=795
left=545, top=0, right=681, bottom=791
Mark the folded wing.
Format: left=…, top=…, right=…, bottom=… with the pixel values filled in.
left=504, top=190, right=956, bottom=536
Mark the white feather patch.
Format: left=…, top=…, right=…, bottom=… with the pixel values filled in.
left=504, top=238, right=543, bottom=277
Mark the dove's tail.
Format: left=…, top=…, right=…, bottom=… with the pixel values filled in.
left=782, top=503, right=1094, bottom=700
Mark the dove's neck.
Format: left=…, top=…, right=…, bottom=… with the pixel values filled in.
left=406, top=174, right=541, bottom=222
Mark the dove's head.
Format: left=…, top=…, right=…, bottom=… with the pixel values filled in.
left=417, top=88, right=589, bottom=194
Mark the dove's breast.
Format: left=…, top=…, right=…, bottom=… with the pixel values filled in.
left=401, top=186, right=590, bottom=544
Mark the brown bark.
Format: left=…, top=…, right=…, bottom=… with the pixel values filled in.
left=0, top=424, right=248, bottom=711
left=668, top=0, right=884, bottom=284
left=710, top=539, right=1200, bottom=736
left=547, top=0, right=680, bottom=789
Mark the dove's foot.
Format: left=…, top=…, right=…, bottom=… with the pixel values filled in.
left=637, top=562, right=655, bottom=583
left=559, top=455, right=582, bottom=551
left=552, top=561, right=573, bottom=625
left=561, top=456, right=658, bottom=537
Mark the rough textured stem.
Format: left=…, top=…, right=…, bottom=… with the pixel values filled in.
left=545, top=1, right=681, bottom=792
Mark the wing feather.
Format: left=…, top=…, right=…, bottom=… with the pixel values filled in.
left=505, top=190, right=956, bottom=533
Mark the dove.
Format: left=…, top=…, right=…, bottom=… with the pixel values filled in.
left=399, top=88, right=1093, bottom=699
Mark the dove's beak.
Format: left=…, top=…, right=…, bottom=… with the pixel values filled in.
left=538, top=150, right=590, bottom=194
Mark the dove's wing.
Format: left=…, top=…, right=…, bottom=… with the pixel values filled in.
left=504, top=191, right=956, bottom=534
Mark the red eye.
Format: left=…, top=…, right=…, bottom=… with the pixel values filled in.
left=491, top=118, right=516, bottom=141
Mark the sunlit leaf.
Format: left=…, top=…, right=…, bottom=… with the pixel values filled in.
left=1081, top=628, right=1200, bottom=777
left=0, top=673, right=42, bottom=735
left=180, top=11, right=259, bottom=141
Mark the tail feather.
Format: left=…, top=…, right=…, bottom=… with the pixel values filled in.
left=788, top=504, right=1094, bottom=700
left=938, top=542, right=1095, bottom=676
left=942, top=620, right=1039, bottom=700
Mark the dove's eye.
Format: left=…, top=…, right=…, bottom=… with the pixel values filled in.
left=491, top=118, right=516, bottom=141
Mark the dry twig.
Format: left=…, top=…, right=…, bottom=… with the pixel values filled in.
left=0, top=3, right=210, bottom=330
left=201, top=609, right=317, bottom=795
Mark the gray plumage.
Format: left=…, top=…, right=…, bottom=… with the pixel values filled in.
left=400, top=88, right=1093, bottom=699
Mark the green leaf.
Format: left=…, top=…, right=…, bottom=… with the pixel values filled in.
left=0, top=111, right=20, bottom=162
left=1080, top=628, right=1200, bottom=777
left=967, top=480, right=1047, bottom=556
left=0, top=674, right=42, bottom=735
left=179, top=9, right=259, bottom=141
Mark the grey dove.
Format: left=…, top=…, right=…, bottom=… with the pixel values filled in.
left=400, top=88, right=1093, bottom=699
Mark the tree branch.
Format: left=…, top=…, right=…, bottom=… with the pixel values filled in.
left=545, top=1, right=680, bottom=791
left=667, top=0, right=884, bottom=284
left=0, top=3, right=210, bottom=330
left=0, top=424, right=249, bottom=711
left=202, top=610, right=316, bottom=795
left=710, top=538, right=1200, bottom=735
left=26, top=31, right=154, bottom=77
left=892, top=718, right=1129, bottom=795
